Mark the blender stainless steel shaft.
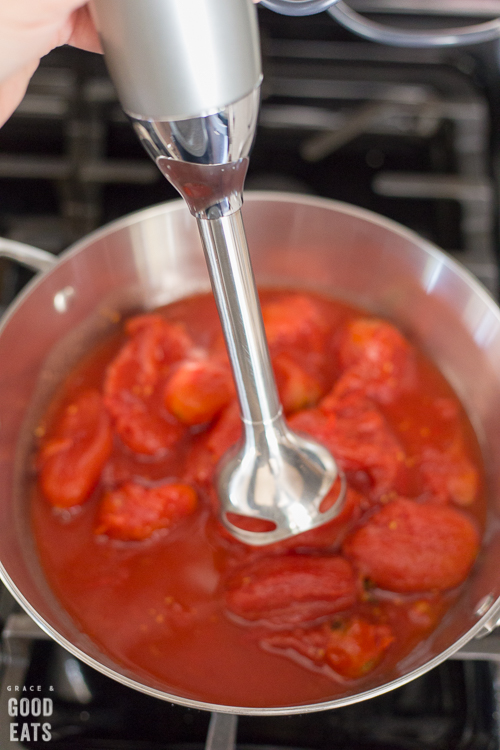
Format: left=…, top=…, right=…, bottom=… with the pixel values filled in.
left=90, top=0, right=345, bottom=545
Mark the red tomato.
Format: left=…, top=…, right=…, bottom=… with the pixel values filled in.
left=224, top=555, right=357, bottom=625
left=38, top=390, right=113, bottom=508
left=104, top=314, right=191, bottom=455
left=262, top=295, right=329, bottom=356
left=95, top=481, right=197, bottom=541
left=261, top=623, right=333, bottom=666
left=124, top=313, right=193, bottom=361
left=273, top=353, right=324, bottom=414
left=343, top=497, right=480, bottom=592
left=164, top=359, right=235, bottom=425
left=419, top=444, right=479, bottom=506
left=111, top=401, right=185, bottom=456
left=262, top=617, right=394, bottom=679
left=185, top=400, right=242, bottom=487
left=290, top=392, right=407, bottom=501
left=333, top=318, right=416, bottom=404
left=107, top=314, right=192, bottom=397
left=324, top=616, right=394, bottom=678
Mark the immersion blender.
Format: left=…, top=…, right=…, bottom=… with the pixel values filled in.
left=89, top=0, right=345, bottom=545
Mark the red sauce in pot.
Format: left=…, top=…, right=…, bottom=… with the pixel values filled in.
left=30, top=290, right=486, bottom=708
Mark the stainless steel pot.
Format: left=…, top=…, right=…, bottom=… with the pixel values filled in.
left=1, top=192, right=500, bottom=715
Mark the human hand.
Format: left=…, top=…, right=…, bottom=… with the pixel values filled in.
left=0, top=0, right=100, bottom=127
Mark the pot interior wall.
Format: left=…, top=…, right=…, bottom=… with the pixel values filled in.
left=0, top=193, right=499, bottom=712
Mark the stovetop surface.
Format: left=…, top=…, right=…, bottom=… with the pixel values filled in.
left=15, top=638, right=497, bottom=750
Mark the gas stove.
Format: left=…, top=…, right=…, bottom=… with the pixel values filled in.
left=0, top=606, right=498, bottom=749
left=1, top=3, right=500, bottom=748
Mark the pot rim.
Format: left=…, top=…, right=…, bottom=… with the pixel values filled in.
left=0, top=191, right=496, bottom=343
left=1, top=191, right=499, bottom=715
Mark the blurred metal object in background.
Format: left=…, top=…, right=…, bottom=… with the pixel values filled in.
left=258, top=0, right=500, bottom=46
left=328, top=0, right=500, bottom=47
left=260, top=0, right=340, bottom=16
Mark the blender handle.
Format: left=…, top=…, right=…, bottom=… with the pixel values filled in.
left=0, top=239, right=57, bottom=275
left=328, top=1, right=500, bottom=47
left=89, top=0, right=261, bottom=121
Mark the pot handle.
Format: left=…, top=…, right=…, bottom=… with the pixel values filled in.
left=452, top=632, right=500, bottom=663
left=0, top=238, right=58, bottom=275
